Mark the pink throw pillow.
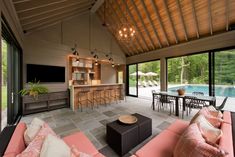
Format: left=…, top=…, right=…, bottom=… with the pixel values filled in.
left=17, top=123, right=56, bottom=157
left=198, top=108, right=223, bottom=128
left=174, top=123, right=228, bottom=157
left=70, top=145, right=92, bottom=157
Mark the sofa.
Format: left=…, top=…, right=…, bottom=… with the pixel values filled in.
left=131, top=111, right=234, bottom=157
left=3, top=122, right=104, bottom=157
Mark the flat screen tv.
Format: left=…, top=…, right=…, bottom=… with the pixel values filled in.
left=27, top=64, right=65, bottom=83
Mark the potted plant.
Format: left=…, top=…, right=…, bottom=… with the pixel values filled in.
left=177, top=88, right=185, bottom=95
left=19, top=80, right=48, bottom=99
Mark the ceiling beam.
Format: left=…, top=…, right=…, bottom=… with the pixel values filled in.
left=21, top=4, right=92, bottom=26
left=97, top=8, right=132, bottom=56
left=191, top=0, right=200, bottom=38
left=13, top=0, right=31, bottom=4
left=162, top=0, right=178, bottom=44
left=150, top=0, right=170, bottom=46
left=226, top=0, right=229, bottom=31
left=25, top=11, right=89, bottom=34
left=23, top=9, right=89, bottom=31
left=15, top=0, right=67, bottom=13
left=208, top=0, right=213, bottom=35
left=176, top=0, right=188, bottom=41
left=140, top=0, right=162, bottom=48
left=130, top=0, right=156, bottom=50
left=110, top=0, right=144, bottom=54
left=17, top=0, right=94, bottom=19
left=91, top=0, right=104, bottom=13
left=19, top=1, right=93, bottom=20
left=119, top=0, right=149, bottom=52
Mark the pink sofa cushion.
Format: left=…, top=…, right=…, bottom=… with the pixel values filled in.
left=166, top=120, right=189, bottom=135
left=174, top=123, right=227, bottom=157
left=135, top=130, right=180, bottom=157
left=4, top=123, right=26, bottom=156
left=223, top=111, right=231, bottom=124
left=63, top=132, right=99, bottom=156
left=3, top=153, right=17, bottom=157
left=16, top=123, right=56, bottom=157
left=220, top=123, right=234, bottom=157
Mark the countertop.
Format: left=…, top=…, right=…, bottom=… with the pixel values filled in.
left=71, top=83, right=123, bottom=88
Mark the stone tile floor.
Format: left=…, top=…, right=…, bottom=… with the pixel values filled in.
left=21, top=96, right=196, bottom=157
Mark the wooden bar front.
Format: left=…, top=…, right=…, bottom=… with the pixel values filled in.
left=70, top=84, right=124, bottom=111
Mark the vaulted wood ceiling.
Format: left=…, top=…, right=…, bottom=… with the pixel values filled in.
left=12, top=0, right=95, bottom=33
left=97, top=0, right=235, bottom=57
left=12, top=0, right=235, bottom=57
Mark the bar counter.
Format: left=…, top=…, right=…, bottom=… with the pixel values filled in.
left=70, top=83, right=124, bottom=111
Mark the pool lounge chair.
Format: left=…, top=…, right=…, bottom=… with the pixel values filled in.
left=142, top=80, right=148, bottom=87
left=148, top=80, right=157, bottom=86
left=153, top=80, right=158, bottom=86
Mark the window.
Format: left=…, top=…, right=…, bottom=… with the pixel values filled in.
left=167, top=53, right=209, bottom=95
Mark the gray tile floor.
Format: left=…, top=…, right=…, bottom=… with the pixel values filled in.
left=21, top=96, right=196, bottom=157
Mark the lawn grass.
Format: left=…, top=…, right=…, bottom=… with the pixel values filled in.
left=1, top=86, right=7, bottom=110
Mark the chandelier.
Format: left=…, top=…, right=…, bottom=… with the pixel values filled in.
left=118, top=23, right=136, bottom=42
left=117, top=1, right=136, bottom=42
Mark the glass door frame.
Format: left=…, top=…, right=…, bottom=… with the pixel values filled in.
left=126, top=63, right=138, bottom=97
left=1, top=15, right=23, bottom=127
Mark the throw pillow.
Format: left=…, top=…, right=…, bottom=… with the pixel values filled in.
left=174, top=123, right=228, bottom=157
left=17, top=123, right=56, bottom=157
left=70, top=145, right=92, bottom=157
left=40, top=134, right=70, bottom=157
left=193, top=114, right=223, bottom=144
left=199, top=108, right=223, bottom=128
left=24, top=117, right=45, bottom=145
left=207, top=106, right=223, bottom=118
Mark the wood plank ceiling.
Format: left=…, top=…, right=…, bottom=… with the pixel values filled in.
left=97, top=0, right=235, bottom=57
left=12, top=0, right=96, bottom=33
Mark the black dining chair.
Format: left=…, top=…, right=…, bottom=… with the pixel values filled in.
left=192, top=91, right=207, bottom=107
left=159, top=94, right=175, bottom=115
left=216, top=97, right=228, bottom=111
left=183, top=96, right=197, bottom=118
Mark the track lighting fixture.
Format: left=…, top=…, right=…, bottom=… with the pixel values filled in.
left=112, top=63, right=115, bottom=68
left=76, top=58, right=80, bottom=63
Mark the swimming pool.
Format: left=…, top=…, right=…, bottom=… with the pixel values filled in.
left=168, top=85, right=235, bottom=97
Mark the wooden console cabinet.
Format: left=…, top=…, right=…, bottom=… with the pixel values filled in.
left=22, top=90, right=70, bottom=115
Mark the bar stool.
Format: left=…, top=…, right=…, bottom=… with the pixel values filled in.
left=77, top=88, right=93, bottom=112
left=93, top=87, right=106, bottom=107
left=104, top=87, right=114, bottom=105
left=113, top=86, right=121, bottom=103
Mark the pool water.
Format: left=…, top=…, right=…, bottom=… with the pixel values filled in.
left=168, top=85, right=235, bottom=97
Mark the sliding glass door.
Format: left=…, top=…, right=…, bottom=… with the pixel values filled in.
left=1, top=18, right=22, bottom=131
left=1, top=39, right=8, bottom=130
left=128, top=64, right=138, bottom=96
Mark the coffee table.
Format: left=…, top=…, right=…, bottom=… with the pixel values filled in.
left=106, top=113, right=152, bottom=156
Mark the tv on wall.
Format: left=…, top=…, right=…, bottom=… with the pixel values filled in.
left=27, top=64, right=65, bottom=83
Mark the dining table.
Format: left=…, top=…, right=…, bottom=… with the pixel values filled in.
left=152, top=91, right=216, bottom=117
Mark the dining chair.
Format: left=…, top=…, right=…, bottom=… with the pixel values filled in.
left=183, top=96, right=197, bottom=118
left=159, top=94, right=175, bottom=115
left=192, top=91, right=207, bottom=107
left=216, top=97, right=228, bottom=111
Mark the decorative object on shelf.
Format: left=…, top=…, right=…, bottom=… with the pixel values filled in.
left=118, top=115, right=138, bottom=124
left=177, top=88, right=185, bottom=95
left=19, top=80, right=48, bottom=99
left=71, top=44, right=79, bottom=63
left=117, top=0, right=136, bottom=42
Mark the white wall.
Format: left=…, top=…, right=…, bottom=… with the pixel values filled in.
left=100, top=64, right=116, bottom=84
left=23, top=12, right=126, bottom=92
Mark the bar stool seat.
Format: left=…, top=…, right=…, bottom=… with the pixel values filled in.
left=104, top=87, right=114, bottom=105
left=77, top=88, right=93, bottom=111
left=93, top=88, right=106, bottom=107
